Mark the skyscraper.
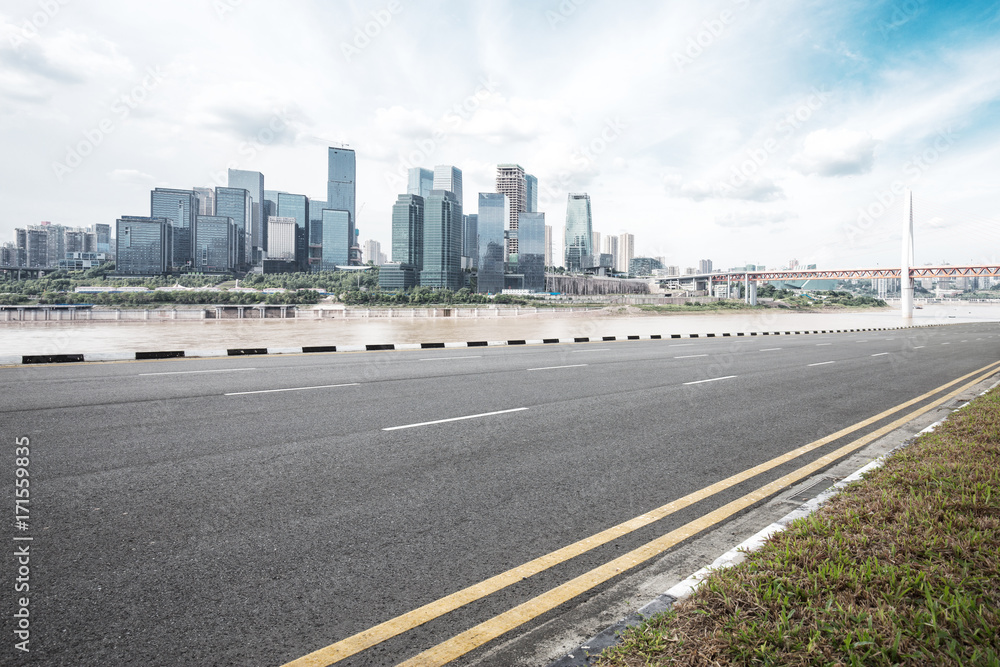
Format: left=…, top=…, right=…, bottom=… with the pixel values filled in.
left=496, top=164, right=527, bottom=255
left=564, top=193, right=593, bottom=271
left=308, top=199, right=328, bottom=271
left=407, top=167, right=434, bottom=198
left=116, top=216, right=172, bottom=275
left=363, top=239, right=384, bottom=266
left=432, top=165, right=463, bottom=207
left=277, top=192, right=309, bottom=270
left=544, top=225, right=553, bottom=267
left=267, top=217, right=297, bottom=261
left=227, top=169, right=264, bottom=262
left=616, top=233, right=634, bottom=277
left=390, top=194, right=424, bottom=268
left=518, top=212, right=546, bottom=292
left=327, top=147, right=357, bottom=262
left=193, top=187, right=216, bottom=216
left=602, top=235, right=619, bottom=271
left=214, top=187, right=251, bottom=268
left=421, top=190, right=463, bottom=290
left=151, top=188, right=197, bottom=268
left=525, top=173, right=538, bottom=213
left=193, top=216, right=237, bottom=272
left=463, top=214, right=478, bottom=269
left=476, top=193, right=508, bottom=294
left=320, top=209, right=351, bottom=270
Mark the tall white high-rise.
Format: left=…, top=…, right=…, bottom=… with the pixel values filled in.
left=363, top=239, right=384, bottom=265
left=616, top=233, right=634, bottom=275
left=591, top=232, right=601, bottom=257
left=602, top=235, right=618, bottom=268
left=496, top=164, right=527, bottom=255
left=433, top=166, right=463, bottom=206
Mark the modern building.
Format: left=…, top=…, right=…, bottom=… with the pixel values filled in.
left=275, top=192, right=309, bottom=270
left=591, top=232, right=601, bottom=258
left=116, top=216, right=172, bottom=275
left=476, top=193, right=508, bottom=294
left=698, top=259, right=714, bottom=274
left=267, top=217, right=297, bottom=261
left=616, top=233, right=634, bottom=277
left=407, top=167, right=434, bottom=198
left=320, top=209, right=351, bottom=270
left=308, top=199, right=328, bottom=271
left=91, top=223, right=112, bottom=254
left=602, top=235, right=619, bottom=270
left=433, top=165, right=463, bottom=208
left=24, top=228, right=47, bottom=268
left=327, top=147, right=357, bottom=263
left=517, top=212, right=546, bottom=292
left=193, top=187, right=216, bottom=216
left=496, top=164, right=528, bottom=255
left=544, top=225, right=553, bottom=267
left=463, top=214, right=478, bottom=270
left=228, top=169, right=265, bottom=262
left=378, top=263, right=418, bottom=291
left=193, top=215, right=237, bottom=273
left=390, top=194, right=424, bottom=267
left=420, top=190, right=464, bottom=290
left=525, top=173, right=538, bottom=213
left=629, top=256, right=663, bottom=277
left=363, top=239, right=384, bottom=266
left=214, top=187, right=251, bottom=269
left=151, top=188, right=197, bottom=268
left=564, top=193, right=593, bottom=271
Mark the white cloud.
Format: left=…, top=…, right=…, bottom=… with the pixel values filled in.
left=792, top=128, right=879, bottom=176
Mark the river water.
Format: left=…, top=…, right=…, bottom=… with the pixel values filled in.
left=1, top=303, right=998, bottom=357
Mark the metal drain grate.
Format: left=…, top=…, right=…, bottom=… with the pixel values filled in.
left=788, top=477, right=837, bottom=504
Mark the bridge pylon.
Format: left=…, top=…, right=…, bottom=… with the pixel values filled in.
left=900, top=190, right=915, bottom=319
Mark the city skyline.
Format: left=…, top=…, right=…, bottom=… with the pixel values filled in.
left=2, top=2, right=999, bottom=269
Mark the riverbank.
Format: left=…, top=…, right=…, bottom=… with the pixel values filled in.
left=0, top=303, right=995, bottom=358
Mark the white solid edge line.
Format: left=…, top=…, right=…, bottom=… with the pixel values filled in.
left=526, top=364, right=588, bottom=371
left=674, top=354, right=709, bottom=359
left=683, top=375, right=737, bottom=385
left=141, top=368, right=258, bottom=376
left=872, top=353, right=889, bottom=357
left=383, top=407, right=529, bottom=431
left=570, top=348, right=612, bottom=353
left=225, top=382, right=359, bottom=396
left=808, top=361, right=836, bottom=367
left=759, top=348, right=782, bottom=352
left=419, top=356, right=482, bottom=361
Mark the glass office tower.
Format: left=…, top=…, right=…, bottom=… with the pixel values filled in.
left=476, top=193, right=508, bottom=294
left=308, top=199, right=327, bottom=271
left=463, top=214, right=478, bottom=270
left=518, top=212, right=545, bottom=292
left=564, top=193, right=593, bottom=271
left=391, top=194, right=424, bottom=268
left=525, top=173, right=538, bottom=213
left=150, top=188, right=197, bottom=269
left=420, top=190, right=463, bottom=290
left=320, top=210, right=351, bottom=270
left=116, top=216, right=172, bottom=275
left=214, top=187, right=251, bottom=268
left=276, top=193, right=309, bottom=270
left=327, top=147, right=356, bottom=262
left=193, top=215, right=237, bottom=272
left=432, top=166, right=462, bottom=208
left=407, top=167, right=434, bottom=198
left=227, top=169, right=264, bottom=262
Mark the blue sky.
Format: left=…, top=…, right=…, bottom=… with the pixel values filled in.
left=2, top=0, right=998, bottom=269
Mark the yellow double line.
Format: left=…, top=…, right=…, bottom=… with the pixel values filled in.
left=284, top=360, right=1000, bottom=667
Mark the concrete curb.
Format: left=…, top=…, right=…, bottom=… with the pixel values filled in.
left=6, top=325, right=935, bottom=365
left=548, top=378, right=1000, bottom=667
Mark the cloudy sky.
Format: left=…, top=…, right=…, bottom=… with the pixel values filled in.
left=2, top=0, right=999, bottom=270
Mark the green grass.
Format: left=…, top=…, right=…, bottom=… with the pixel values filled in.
left=598, top=388, right=1000, bottom=666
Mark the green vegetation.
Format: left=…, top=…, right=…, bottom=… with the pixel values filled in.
left=598, top=388, right=1000, bottom=666
left=638, top=301, right=764, bottom=313
left=340, top=286, right=536, bottom=306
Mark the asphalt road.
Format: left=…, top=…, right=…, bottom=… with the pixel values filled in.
left=1, top=322, right=999, bottom=666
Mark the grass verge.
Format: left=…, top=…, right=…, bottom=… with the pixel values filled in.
left=598, top=387, right=1000, bottom=666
